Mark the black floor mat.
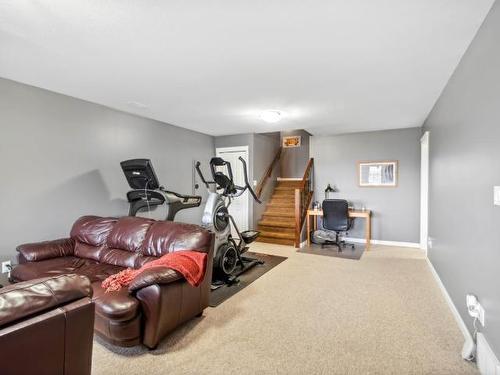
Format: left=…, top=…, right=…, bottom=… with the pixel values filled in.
left=209, top=252, right=287, bottom=307
left=297, top=244, right=365, bottom=260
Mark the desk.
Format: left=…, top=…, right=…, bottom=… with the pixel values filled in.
left=306, top=209, right=372, bottom=250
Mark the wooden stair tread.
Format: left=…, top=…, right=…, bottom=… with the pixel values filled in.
left=262, top=211, right=295, bottom=218
left=258, top=230, right=295, bottom=240
left=269, top=196, right=295, bottom=206
left=267, top=202, right=295, bottom=208
left=264, top=207, right=294, bottom=213
left=258, top=220, right=295, bottom=228
left=274, top=186, right=302, bottom=191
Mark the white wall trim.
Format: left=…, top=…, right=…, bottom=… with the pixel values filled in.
left=277, top=177, right=302, bottom=181
left=215, top=145, right=249, bottom=154
left=420, top=131, right=430, bottom=255
left=345, top=237, right=420, bottom=248
left=426, top=257, right=471, bottom=341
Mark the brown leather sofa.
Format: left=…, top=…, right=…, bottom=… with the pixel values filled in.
left=0, top=274, right=94, bottom=375
left=11, top=215, right=214, bottom=349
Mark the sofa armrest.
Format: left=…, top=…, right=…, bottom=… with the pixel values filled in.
left=0, top=274, right=92, bottom=328
left=128, top=267, right=183, bottom=292
left=16, top=238, right=75, bottom=262
left=134, top=235, right=215, bottom=349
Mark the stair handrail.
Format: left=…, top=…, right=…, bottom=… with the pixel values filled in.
left=255, top=146, right=283, bottom=199
left=301, top=157, right=314, bottom=190
left=294, top=158, right=314, bottom=247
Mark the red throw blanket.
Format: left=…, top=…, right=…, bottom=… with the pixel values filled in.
left=102, top=251, right=207, bottom=292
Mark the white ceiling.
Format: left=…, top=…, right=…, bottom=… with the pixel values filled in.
left=0, top=0, right=494, bottom=136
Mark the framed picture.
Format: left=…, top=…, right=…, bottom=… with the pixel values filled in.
left=282, top=136, right=301, bottom=148
left=358, top=161, right=398, bottom=187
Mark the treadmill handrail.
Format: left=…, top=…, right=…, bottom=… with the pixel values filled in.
left=195, top=161, right=216, bottom=188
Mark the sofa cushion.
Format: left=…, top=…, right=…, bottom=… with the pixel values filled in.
left=71, top=216, right=117, bottom=247
left=107, top=217, right=154, bottom=252
left=76, top=263, right=125, bottom=282
left=99, top=248, right=140, bottom=269
left=92, top=281, right=140, bottom=322
left=11, top=257, right=91, bottom=282
left=74, top=241, right=105, bottom=261
left=141, top=221, right=212, bottom=257
left=10, top=257, right=124, bottom=284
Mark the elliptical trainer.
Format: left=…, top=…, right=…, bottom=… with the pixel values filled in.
left=121, top=159, right=202, bottom=220
left=195, top=156, right=264, bottom=284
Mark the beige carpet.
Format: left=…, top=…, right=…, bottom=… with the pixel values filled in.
left=92, top=243, right=478, bottom=375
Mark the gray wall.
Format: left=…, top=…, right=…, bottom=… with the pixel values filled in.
left=280, top=130, right=310, bottom=178
left=0, top=78, right=214, bottom=261
left=423, top=0, right=500, bottom=356
left=311, top=128, right=421, bottom=243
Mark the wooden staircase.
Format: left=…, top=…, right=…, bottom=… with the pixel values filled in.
left=254, top=147, right=314, bottom=247
left=257, top=180, right=303, bottom=246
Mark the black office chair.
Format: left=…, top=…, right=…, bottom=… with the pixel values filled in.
left=319, top=199, right=355, bottom=251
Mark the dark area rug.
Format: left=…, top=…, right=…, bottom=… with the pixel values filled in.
left=298, top=244, right=364, bottom=260
left=209, top=252, right=287, bottom=307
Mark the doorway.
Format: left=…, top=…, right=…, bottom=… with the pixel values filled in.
left=420, top=131, right=430, bottom=253
left=215, top=146, right=250, bottom=233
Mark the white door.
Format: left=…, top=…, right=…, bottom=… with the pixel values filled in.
left=420, top=131, right=430, bottom=253
left=215, top=146, right=250, bottom=233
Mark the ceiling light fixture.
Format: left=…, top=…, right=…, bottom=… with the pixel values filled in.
left=260, top=110, right=284, bottom=123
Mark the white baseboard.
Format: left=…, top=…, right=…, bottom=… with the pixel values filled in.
left=345, top=237, right=421, bottom=248
left=425, top=258, right=471, bottom=342
left=477, top=333, right=500, bottom=375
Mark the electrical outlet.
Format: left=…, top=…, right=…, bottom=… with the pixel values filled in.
left=466, top=294, right=486, bottom=327
left=1, top=260, right=11, bottom=274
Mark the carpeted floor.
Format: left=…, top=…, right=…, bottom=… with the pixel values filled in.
left=298, top=242, right=364, bottom=260
left=92, top=243, right=478, bottom=375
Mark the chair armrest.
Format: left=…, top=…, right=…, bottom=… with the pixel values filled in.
left=16, top=238, right=75, bottom=262
left=128, top=266, right=183, bottom=293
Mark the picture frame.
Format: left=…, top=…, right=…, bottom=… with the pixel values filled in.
left=358, top=160, right=398, bottom=187
left=282, top=136, right=301, bottom=148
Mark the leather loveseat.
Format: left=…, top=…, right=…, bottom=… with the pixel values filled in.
left=0, top=274, right=94, bottom=375
left=11, top=215, right=214, bottom=349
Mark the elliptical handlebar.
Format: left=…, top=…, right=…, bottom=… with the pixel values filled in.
left=195, top=157, right=261, bottom=204
left=238, top=156, right=261, bottom=204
